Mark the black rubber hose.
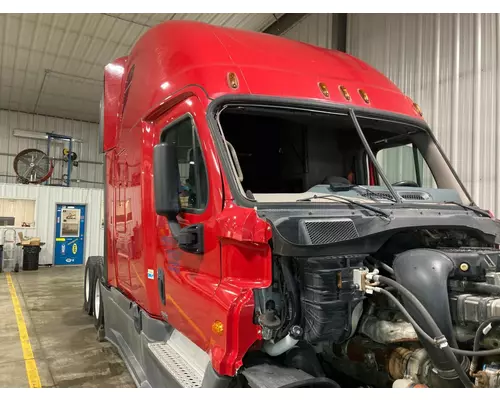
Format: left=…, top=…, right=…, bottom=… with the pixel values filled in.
left=461, top=281, right=500, bottom=296
left=377, top=276, right=444, bottom=337
left=376, top=288, right=473, bottom=388
left=473, top=317, right=500, bottom=362
left=379, top=288, right=500, bottom=359
left=453, top=347, right=500, bottom=357
left=366, top=256, right=395, bottom=275
left=377, top=288, right=436, bottom=344
left=375, top=276, right=474, bottom=388
left=280, top=257, right=300, bottom=331
left=279, top=377, right=340, bottom=388
left=377, top=261, right=395, bottom=275
left=377, top=288, right=500, bottom=362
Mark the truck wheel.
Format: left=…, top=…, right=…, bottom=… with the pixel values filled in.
left=83, top=258, right=94, bottom=315
left=92, top=267, right=105, bottom=341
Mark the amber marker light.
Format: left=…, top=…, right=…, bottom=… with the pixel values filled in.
left=227, top=72, right=239, bottom=89
left=212, top=320, right=224, bottom=335
left=339, top=85, right=351, bottom=101
left=358, top=89, right=370, bottom=104
left=318, top=82, right=330, bottom=98
left=413, top=102, right=423, bottom=116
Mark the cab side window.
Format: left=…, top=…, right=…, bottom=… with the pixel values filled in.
left=376, top=143, right=437, bottom=188
left=164, top=117, right=208, bottom=211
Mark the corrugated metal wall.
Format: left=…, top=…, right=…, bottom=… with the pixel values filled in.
left=347, top=14, right=500, bottom=214
left=281, top=14, right=337, bottom=48
left=0, top=182, right=103, bottom=268
left=0, top=109, right=103, bottom=189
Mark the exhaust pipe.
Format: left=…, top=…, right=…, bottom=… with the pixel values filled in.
left=392, top=249, right=469, bottom=387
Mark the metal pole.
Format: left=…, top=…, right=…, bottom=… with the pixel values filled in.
left=67, top=139, right=72, bottom=187
left=450, top=14, right=460, bottom=169
left=472, top=14, right=482, bottom=203
left=496, top=13, right=500, bottom=216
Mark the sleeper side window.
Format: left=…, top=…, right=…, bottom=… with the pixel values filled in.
left=164, top=117, right=208, bottom=211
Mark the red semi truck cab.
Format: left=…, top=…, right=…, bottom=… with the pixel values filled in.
left=89, top=20, right=500, bottom=388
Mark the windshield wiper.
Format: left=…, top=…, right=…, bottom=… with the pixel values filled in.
left=348, top=109, right=404, bottom=203
left=444, top=201, right=491, bottom=218
left=297, top=193, right=392, bottom=220
left=328, top=182, right=396, bottom=203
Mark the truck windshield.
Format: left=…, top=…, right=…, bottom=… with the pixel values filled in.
left=216, top=104, right=472, bottom=206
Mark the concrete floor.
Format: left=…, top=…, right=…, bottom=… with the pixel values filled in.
left=0, top=267, right=135, bottom=388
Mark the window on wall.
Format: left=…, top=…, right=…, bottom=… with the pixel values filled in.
left=164, top=117, right=208, bottom=211
left=0, top=199, right=36, bottom=227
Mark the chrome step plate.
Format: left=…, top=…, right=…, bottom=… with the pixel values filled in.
left=148, top=341, right=204, bottom=388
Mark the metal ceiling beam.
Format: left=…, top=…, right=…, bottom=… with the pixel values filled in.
left=263, top=13, right=308, bottom=36
left=335, top=14, right=347, bottom=52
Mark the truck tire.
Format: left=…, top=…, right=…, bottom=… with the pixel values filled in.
left=83, top=258, right=95, bottom=315
left=92, top=268, right=104, bottom=330
left=92, top=259, right=106, bottom=342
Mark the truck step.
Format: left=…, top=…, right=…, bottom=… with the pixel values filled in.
left=148, top=341, right=204, bottom=388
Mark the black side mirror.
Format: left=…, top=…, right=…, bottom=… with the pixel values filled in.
left=153, top=142, right=204, bottom=254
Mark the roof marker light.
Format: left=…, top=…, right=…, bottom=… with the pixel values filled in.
left=318, top=82, right=329, bottom=98
left=413, top=102, right=423, bottom=116
left=358, top=89, right=370, bottom=104
left=339, top=85, right=351, bottom=101
left=227, top=72, right=239, bottom=89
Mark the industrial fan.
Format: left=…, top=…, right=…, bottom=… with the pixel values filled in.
left=13, top=148, right=54, bottom=184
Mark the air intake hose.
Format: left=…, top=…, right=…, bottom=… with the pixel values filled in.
left=392, top=249, right=467, bottom=386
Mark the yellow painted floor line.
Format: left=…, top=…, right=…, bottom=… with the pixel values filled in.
left=5, top=273, right=41, bottom=388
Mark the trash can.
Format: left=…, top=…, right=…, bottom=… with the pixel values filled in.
left=22, top=245, right=41, bottom=271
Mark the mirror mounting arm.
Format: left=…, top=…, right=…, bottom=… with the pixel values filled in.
left=176, top=223, right=204, bottom=254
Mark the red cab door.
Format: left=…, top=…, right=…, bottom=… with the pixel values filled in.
left=156, top=94, right=223, bottom=351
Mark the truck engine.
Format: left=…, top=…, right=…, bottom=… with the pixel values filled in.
left=251, top=227, right=500, bottom=388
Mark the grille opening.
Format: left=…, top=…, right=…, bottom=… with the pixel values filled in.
left=299, top=218, right=359, bottom=245
left=360, top=191, right=429, bottom=201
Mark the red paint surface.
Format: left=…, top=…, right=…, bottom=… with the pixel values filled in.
left=102, top=20, right=424, bottom=376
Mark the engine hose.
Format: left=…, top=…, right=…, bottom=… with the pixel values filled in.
left=279, top=377, right=340, bottom=388
left=374, top=277, right=474, bottom=388
left=378, top=288, right=500, bottom=358
left=452, top=347, right=500, bottom=357
left=280, top=257, right=300, bottom=332
left=376, top=288, right=436, bottom=344
left=367, top=256, right=395, bottom=275
left=471, top=317, right=500, bottom=374
left=378, top=261, right=395, bottom=275
left=376, top=276, right=445, bottom=338
left=376, top=288, right=473, bottom=388
left=461, top=281, right=500, bottom=296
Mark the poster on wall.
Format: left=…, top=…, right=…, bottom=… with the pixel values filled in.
left=60, top=207, right=81, bottom=237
